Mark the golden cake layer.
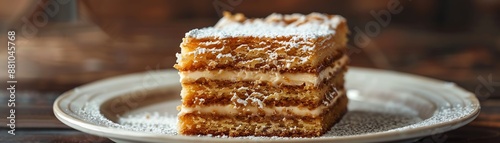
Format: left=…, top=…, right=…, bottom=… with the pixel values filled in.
left=178, top=92, right=348, bottom=137
left=181, top=67, right=346, bottom=109
left=174, top=12, right=348, bottom=73
left=179, top=54, right=349, bottom=88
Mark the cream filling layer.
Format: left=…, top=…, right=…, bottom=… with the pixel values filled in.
left=179, top=91, right=343, bottom=118
left=179, top=55, right=348, bottom=86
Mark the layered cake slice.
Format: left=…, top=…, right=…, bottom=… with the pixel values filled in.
left=174, top=12, right=349, bottom=137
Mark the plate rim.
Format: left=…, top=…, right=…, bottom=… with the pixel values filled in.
left=53, top=67, right=481, bottom=143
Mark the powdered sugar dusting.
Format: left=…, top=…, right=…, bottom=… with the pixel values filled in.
left=236, top=98, right=248, bottom=106
left=191, top=47, right=224, bottom=56
left=72, top=97, right=476, bottom=139
left=248, top=96, right=264, bottom=108
left=186, top=13, right=345, bottom=39
left=186, top=24, right=332, bottom=39
left=216, top=53, right=233, bottom=59
left=119, top=112, right=178, bottom=134
left=230, top=91, right=265, bottom=108
left=72, top=103, right=179, bottom=135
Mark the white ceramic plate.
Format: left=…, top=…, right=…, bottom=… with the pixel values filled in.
left=53, top=67, right=480, bottom=143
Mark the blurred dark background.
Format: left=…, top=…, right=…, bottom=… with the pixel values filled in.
left=0, top=0, right=499, bottom=94
left=0, top=0, right=499, bottom=142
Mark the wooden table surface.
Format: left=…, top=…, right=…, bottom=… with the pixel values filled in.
left=1, top=19, right=499, bottom=142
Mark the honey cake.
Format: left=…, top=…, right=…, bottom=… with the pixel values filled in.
left=174, top=12, right=349, bottom=137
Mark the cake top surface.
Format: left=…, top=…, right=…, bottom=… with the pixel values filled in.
left=185, top=12, right=346, bottom=39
